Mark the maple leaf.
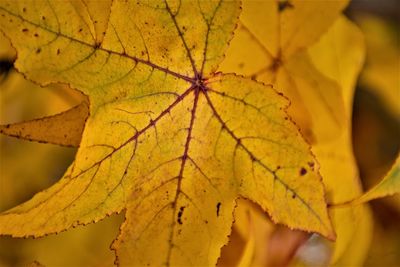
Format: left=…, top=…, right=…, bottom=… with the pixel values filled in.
left=222, top=10, right=374, bottom=266
left=219, top=0, right=349, bottom=143
left=0, top=1, right=334, bottom=265
left=220, top=11, right=372, bottom=266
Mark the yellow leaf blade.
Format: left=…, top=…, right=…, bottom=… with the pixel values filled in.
left=309, top=16, right=366, bottom=114
left=0, top=102, right=88, bottom=147
left=353, top=155, right=400, bottom=205
left=308, top=15, right=372, bottom=266
left=329, top=205, right=373, bottom=267
left=219, top=0, right=348, bottom=143
left=279, top=0, right=349, bottom=58
left=283, top=52, right=346, bottom=142
left=112, top=74, right=334, bottom=266
left=207, top=74, right=334, bottom=239
left=0, top=1, right=334, bottom=266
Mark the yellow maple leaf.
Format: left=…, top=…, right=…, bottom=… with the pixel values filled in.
left=220, top=7, right=372, bottom=266
left=0, top=1, right=334, bottom=265
left=219, top=0, right=348, bottom=144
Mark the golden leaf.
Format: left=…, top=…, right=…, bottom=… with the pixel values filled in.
left=219, top=0, right=348, bottom=143
left=0, top=1, right=333, bottom=265
left=308, top=16, right=373, bottom=266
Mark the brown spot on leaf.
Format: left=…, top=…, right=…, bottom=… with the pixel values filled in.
left=278, top=1, right=294, bottom=12
left=177, top=206, right=185, bottom=225
left=216, top=202, right=221, bottom=217
left=300, top=167, right=307, bottom=176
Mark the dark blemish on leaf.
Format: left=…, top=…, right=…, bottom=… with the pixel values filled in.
left=308, top=162, right=315, bottom=168
left=292, top=193, right=296, bottom=199
left=22, top=28, right=28, bottom=32
left=94, top=20, right=98, bottom=24
left=57, top=49, right=60, bottom=55
left=300, top=167, right=307, bottom=176
left=79, top=28, right=83, bottom=32
left=216, top=202, right=221, bottom=217
left=42, top=16, right=46, bottom=20
left=238, top=62, right=244, bottom=69
left=36, top=48, right=41, bottom=54
left=34, top=33, right=39, bottom=37
left=177, top=206, right=185, bottom=225
left=278, top=1, right=294, bottom=12
left=22, top=7, right=26, bottom=12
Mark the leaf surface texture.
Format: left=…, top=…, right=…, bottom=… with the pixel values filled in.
left=0, top=1, right=333, bottom=265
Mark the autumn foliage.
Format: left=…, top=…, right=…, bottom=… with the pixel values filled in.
left=0, top=0, right=399, bottom=266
